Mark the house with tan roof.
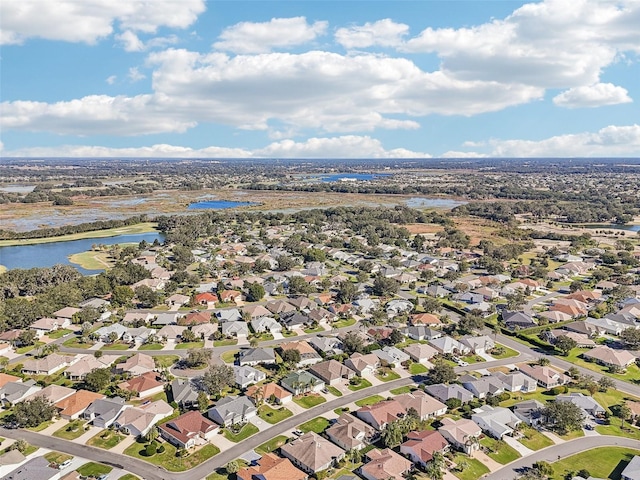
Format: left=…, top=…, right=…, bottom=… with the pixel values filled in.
left=344, top=353, right=380, bottom=376
left=237, top=453, right=307, bottom=480
left=403, top=344, right=438, bottom=363
left=438, top=417, right=482, bottom=454
left=117, top=353, right=155, bottom=376
left=400, top=430, right=449, bottom=466
left=518, top=364, right=570, bottom=389
left=246, top=382, right=292, bottom=405
left=157, top=325, right=187, bottom=343
left=114, top=399, right=173, bottom=437
left=64, top=354, right=118, bottom=381
left=395, top=391, right=447, bottom=420
left=166, top=293, right=190, bottom=307
left=178, top=311, right=211, bottom=326
left=55, top=390, right=105, bottom=420
left=326, top=413, right=376, bottom=451
left=359, top=448, right=413, bottom=480
left=118, top=372, right=165, bottom=398
left=308, top=360, right=355, bottom=385
left=279, top=341, right=322, bottom=367
left=30, top=317, right=70, bottom=337
left=583, top=346, right=636, bottom=369
left=266, top=300, right=297, bottom=315
left=24, top=384, right=75, bottom=404
left=411, top=313, right=441, bottom=326
left=53, top=307, right=81, bottom=320
left=280, top=431, right=346, bottom=474
left=243, top=305, right=271, bottom=319
left=356, top=399, right=405, bottom=430
left=0, top=373, right=20, bottom=388
left=159, top=411, right=219, bottom=449
left=22, top=354, right=80, bottom=376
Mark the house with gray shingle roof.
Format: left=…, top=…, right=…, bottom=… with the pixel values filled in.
left=207, top=396, right=257, bottom=426
left=237, top=347, right=276, bottom=366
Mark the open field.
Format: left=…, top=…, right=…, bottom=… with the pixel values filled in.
left=550, top=447, right=640, bottom=479
left=68, top=250, right=116, bottom=270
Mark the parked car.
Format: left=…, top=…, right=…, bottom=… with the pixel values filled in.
left=58, top=460, right=72, bottom=469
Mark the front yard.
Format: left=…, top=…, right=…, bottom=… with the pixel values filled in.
left=375, top=368, right=401, bottom=382
left=52, top=420, right=88, bottom=440
left=479, top=436, right=521, bottom=464
left=256, top=435, right=288, bottom=455
left=550, top=446, right=640, bottom=480
left=355, top=395, right=385, bottom=407
left=176, top=341, right=205, bottom=349
left=450, top=453, right=490, bottom=480
left=77, top=462, right=112, bottom=478
left=348, top=377, right=372, bottom=391
left=258, top=405, right=293, bottom=424
left=87, top=429, right=126, bottom=449
left=298, top=416, right=330, bottom=434
left=222, top=423, right=259, bottom=442
left=125, top=439, right=220, bottom=471
left=409, top=363, right=429, bottom=374
left=293, top=393, right=326, bottom=409
left=518, top=426, right=554, bottom=450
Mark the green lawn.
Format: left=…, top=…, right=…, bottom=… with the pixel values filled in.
left=326, top=385, right=343, bottom=397
left=87, top=430, right=126, bottom=449
left=333, top=318, right=356, bottom=328
left=334, top=407, right=350, bottom=415
left=595, top=417, right=640, bottom=440
left=451, top=453, right=490, bottom=480
left=258, top=405, right=293, bottom=424
left=221, top=350, right=239, bottom=364
left=153, top=354, right=180, bottom=369
left=551, top=447, right=640, bottom=480
left=518, top=426, right=555, bottom=451
left=298, top=417, right=330, bottom=434
left=176, top=341, right=205, bottom=349
left=390, top=386, right=413, bottom=395
left=355, top=395, right=385, bottom=407
left=303, top=326, right=325, bottom=334
left=100, top=343, right=130, bottom=350
left=223, top=423, right=259, bottom=442
left=125, top=440, right=219, bottom=471
left=28, top=420, right=55, bottom=432
left=213, top=339, right=238, bottom=347
left=558, top=428, right=585, bottom=441
left=479, top=436, right=521, bottom=464
left=293, top=394, right=326, bottom=409
left=347, top=378, right=372, bottom=391
left=118, top=475, right=141, bottom=480
left=490, top=344, right=520, bottom=359
left=48, top=329, right=73, bottom=339
left=52, top=421, right=88, bottom=440
left=44, top=452, right=73, bottom=465
left=409, top=363, right=428, bottom=374
left=77, top=462, right=113, bottom=478
left=562, top=349, right=640, bottom=383
left=375, top=369, right=401, bottom=382
left=15, top=342, right=43, bottom=354
left=62, top=336, right=92, bottom=349
left=139, top=343, right=164, bottom=350
left=256, top=435, right=289, bottom=455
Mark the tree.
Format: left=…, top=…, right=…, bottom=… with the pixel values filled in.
left=372, top=275, right=400, bottom=297
left=185, top=349, right=210, bottom=369
left=276, top=255, right=296, bottom=271
left=13, top=397, right=57, bottom=427
left=426, top=360, right=456, bottom=385
left=554, top=336, right=577, bottom=356
left=618, top=403, right=632, bottom=430
left=566, top=366, right=580, bottom=380
left=17, top=329, right=37, bottom=347
left=135, top=285, right=161, bottom=308
left=225, top=461, right=240, bottom=474
left=180, top=328, right=198, bottom=343
left=620, top=328, right=640, bottom=349
left=245, top=282, right=265, bottom=302
left=342, top=331, right=364, bottom=355
left=598, top=376, right=615, bottom=392
left=458, top=314, right=484, bottom=335
left=537, top=357, right=550, bottom=366
left=198, top=391, right=210, bottom=412
left=144, top=426, right=159, bottom=443
left=532, top=460, right=554, bottom=479
left=336, top=281, right=358, bottom=304
left=84, top=367, right=111, bottom=392
left=202, top=364, right=234, bottom=397
left=381, top=421, right=403, bottom=447
left=281, top=348, right=301, bottom=366
left=445, top=398, right=462, bottom=410
left=9, top=439, right=29, bottom=454
left=388, top=329, right=404, bottom=345
left=288, top=276, right=312, bottom=295
left=111, top=285, right=134, bottom=307
left=421, top=296, right=441, bottom=314
left=542, top=401, right=584, bottom=434
left=249, top=337, right=259, bottom=348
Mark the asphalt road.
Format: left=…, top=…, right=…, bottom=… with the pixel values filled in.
left=483, top=435, right=640, bottom=480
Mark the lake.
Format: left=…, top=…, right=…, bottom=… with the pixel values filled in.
left=318, top=173, right=390, bottom=182
left=0, top=232, right=165, bottom=275
left=582, top=224, right=640, bottom=232
left=188, top=200, right=256, bottom=210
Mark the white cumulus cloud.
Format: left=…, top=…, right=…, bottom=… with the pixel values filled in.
left=0, top=0, right=205, bottom=45
left=335, top=19, right=409, bottom=49
left=552, top=83, right=632, bottom=108
left=213, top=17, right=328, bottom=54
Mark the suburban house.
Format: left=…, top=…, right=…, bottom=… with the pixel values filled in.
left=207, top=396, right=257, bottom=426
left=157, top=325, right=187, bottom=343
left=159, top=411, right=219, bottom=449
left=471, top=405, right=522, bottom=439
left=621, top=455, right=640, bottom=480
left=460, top=335, right=495, bottom=355
left=494, top=371, right=537, bottom=393
left=237, top=453, right=307, bottom=480
left=502, top=311, right=536, bottom=330
left=250, top=316, right=282, bottom=335
left=518, top=364, right=570, bottom=388
left=53, top=307, right=81, bottom=321
left=169, top=378, right=199, bottom=409
left=246, top=382, right=293, bottom=405
left=83, top=397, right=128, bottom=428
left=280, top=432, right=346, bottom=474
left=22, top=353, right=79, bottom=376
left=194, top=292, right=218, bottom=307
left=460, top=375, right=505, bottom=399
left=428, top=336, right=470, bottom=355
left=404, top=326, right=443, bottom=341
left=279, top=341, right=322, bottom=367
left=426, top=383, right=475, bottom=404
left=372, top=346, right=410, bottom=365
left=118, top=372, right=165, bottom=398
left=1, top=456, right=61, bottom=480
left=95, top=323, right=128, bottom=342
left=326, top=413, right=376, bottom=451
left=0, top=380, right=41, bottom=406
left=24, top=384, right=75, bottom=404
left=0, top=373, right=20, bottom=388
left=582, top=346, right=636, bottom=369
left=512, top=400, right=544, bottom=426
left=55, top=390, right=105, bottom=420
left=411, top=313, right=441, bottom=327
left=359, top=448, right=413, bottom=480
left=178, top=311, right=212, bottom=326
left=192, top=323, right=218, bottom=339
left=556, top=393, right=606, bottom=417
left=356, top=399, right=406, bottom=430
left=400, top=430, right=449, bottom=466
left=165, top=293, right=190, bottom=307
left=281, top=371, right=325, bottom=395
left=216, top=308, right=242, bottom=323
left=233, top=365, right=266, bottom=389
left=221, top=320, right=249, bottom=338
left=403, top=343, right=438, bottom=363
left=114, top=400, right=173, bottom=437
left=237, top=347, right=276, bottom=366
left=29, top=317, right=70, bottom=337
left=344, top=353, right=380, bottom=376
left=438, top=418, right=482, bottom=454
left=308, top=360, right=355, bottom=385
left=395, top=391, right=447, bottom=420
left=117, top=353, right=155, bottom=376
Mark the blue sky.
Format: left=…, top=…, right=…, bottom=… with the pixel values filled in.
left=1, top=0, right=639, bottom=158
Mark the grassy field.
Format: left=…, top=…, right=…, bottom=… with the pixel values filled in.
left=153, top=355, right=180, bottom=369
left=355, top=395, right=385, bottom=407
left=87, top=430, right=126, bottom=449
left=451, top=453, right=490, bottom=480
left=348, top=378, right=372, bottom=391
left=293, top=394, right=326, bottom=409
left=550, top=447, right=640, bottom=480
left=100, top=343, right=130, bottom=350
left=256, top=435, right=288, bottom=455
left=62, top=336, right=92, bottom=349
left=479, top=436, right=521, bottom=464
left=326, top=386, right=343, bottom=397
left=518, top=426, right=555, bottom=451
left=44, top=451, right=73, bottom=465
left=28, top=420, right=56, bottom=432
left=223, top=423, right=259, bottom=442
left=125, top=440, right=219, bottom=471
left=390, top=386, right=414, bottom=395
left=491, top=344, right=520, bottom=359
left=221, top=350, right=239, bottom=364
left=53, top=421, right=88, bottom=440
left=68, top=250, right=115, bottom=270
left=138, top=343, right=164, bottom=350
left=176, top=341, right=205, bottom=349
left=333, top=318, right=356, bottom=328
left=409, top=363, right=429, bottom=374
left=47, top=328, right=73, bottom=340
left=298, top=417, right=330, bottom=434
left=77, top=462, right=113, bottom=478
left=0, top=222, right=159, bottom=247
left=596, top=417, right=640, bottom=440
left=375, top=369, right=401, bottom=382
left=213, top=339, right=238, bottom=347
left=258, top=405, right=293, bottom=424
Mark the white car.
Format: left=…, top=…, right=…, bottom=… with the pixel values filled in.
left=58, top=460, right=72, bottom=469
left=457, top=360, right=469, bottom=367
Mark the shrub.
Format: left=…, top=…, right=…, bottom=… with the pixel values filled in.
left=550, top=385, right=568, bottom=395
left=144, top=442, right=157, bottom=456
left=157, top=445, right=165, bottom=454
left=497, top=392, right=511, bottom=402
